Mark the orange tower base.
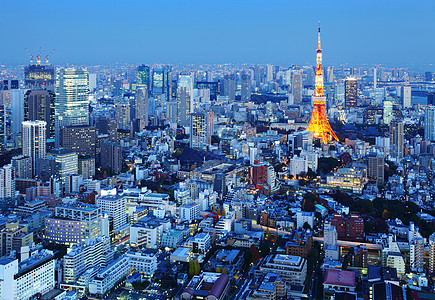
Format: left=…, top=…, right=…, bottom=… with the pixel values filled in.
left=307, top=100, right=339, bottom=144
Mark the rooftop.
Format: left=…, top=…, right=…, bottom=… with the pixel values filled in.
left=324, top=269, right=356, bottom=287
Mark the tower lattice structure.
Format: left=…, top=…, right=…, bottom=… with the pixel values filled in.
left=306, top=23, right=339, bottom=144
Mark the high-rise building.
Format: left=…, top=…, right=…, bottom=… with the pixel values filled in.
left=0, top=164, right=15, bottom=203
left=46, top=148, right=78, bottom=184
left=241, top=74, right=251, bottom=101
left=152, top=67, right=165, bottom=95
left=11, top=155, right=32, bottom=179
left=222, top=74, right=236, bottom=101
left=344, top=77, right=357, bottom=108
left=306, top=24, right=338, bottom=144
left=55, top=68, right=89, bottom=146
left=24, top=64, right=56, bottom=91
left=60, top=125, right=96, bottom=157
left=96, top=195, right=127, bottom=231
left=428, top=92, right=435, bottom=105
left=195, top=82, right=220, bottom=100
left=22, top=120, right=46, bottom=176
left=115, top=102, right=131, bottom=130
left=135, top=86, right=148, bottom=128
left=24, top=90, right=55, bottom=140
left=291, top=70, right=303, bottom=104
left=100, top=142, right=123, bottom=174
left=0, top=105, right=5, bottom=150
left=266, top=64, right=274, bottom=82
left=11, top=89, right=26, bottom=147
left=401, top=86, right=411, bottom=108
left=137, top=65, right=151, bottom=88
left=424, top=105, right=435, bottom=141
left=367, top=153, right=385, bottom=186
left=383, top=100, right=393, bottom=125
left=425, top=71, right=433, bottom=82
left=177, top=75, right=193, bottom=126
left=190, top=112, right=214, bottom=149
left=389, top=120, right=404, bottom=159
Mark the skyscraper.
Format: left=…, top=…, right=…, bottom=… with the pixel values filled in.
left=389, top=120, right=404, bottom=159
left=135, top=86, right=148, bottom=128
left=60, top=125, right=96, bottom=157
left=115, top=103, right=131, bottom=130
left=241, top=74, right=251, bottom=101
left=190, top=112, right=214, bottom=149
left=22, top=120, right=46, bottom=176
left=137, top=65, right=151, bottom=88
left=0, top=105, right=5, bottom=150
left=222, top=74, right=236, bottom=101
left=266, top=64, right=274, bottom=82
left=177, top=75, right=193, bottom=127
left=424, top=106, right=435, bottom=141
left=428, top=92, right=435, bottom=106
left=367, top=153, right=385, bottom=186
left=24, top=90, right=55, bottom=140
left=46, top=148, right=78, bottom=184
left=11, top=89, right=26, bottom=147
left=291, top=70, right=303, bottom=104
left=55, top=68, right=89, bottom=147
left=24, top=64, right=56, bottom=91
left=306, top=23, right=338, bottom=144
left=152, top=67, right=165, bottom=95
left=401, top=86, right=411, bottom=108
left=344, top=78, right=357, bottom=108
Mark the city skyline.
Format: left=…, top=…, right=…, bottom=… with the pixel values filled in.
left=1, top=0, right=434, bottom=69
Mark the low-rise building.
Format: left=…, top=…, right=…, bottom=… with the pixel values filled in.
left=255, top=254, right=307, bottom=286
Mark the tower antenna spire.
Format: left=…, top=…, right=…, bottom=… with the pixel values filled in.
left=318, top=21, right=321, bottom=50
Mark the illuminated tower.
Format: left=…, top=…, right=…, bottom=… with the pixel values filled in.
left=307, top=23, right=339, bottom=144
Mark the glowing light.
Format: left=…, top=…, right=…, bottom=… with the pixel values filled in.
left=307, top=22, right=339, bottom=145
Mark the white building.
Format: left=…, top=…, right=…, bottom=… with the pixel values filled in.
left=324, top=222, right=339, bottom=260
left=296, top=211, right=314, bottom=229
left=184, top=232, right=211, bottom=254
left=96, top=195, right=127, bottom=231
left=130, top=218, right=171, bottom=248
left=161, top=230, right=184, bottom=249
left=382, top=235, right=406, bottom=276
left=401, top=86, right=411, bottom=108
left=0, top=164, right=15, bottom=201
left=289, top=156, right=307, bottom=177
left=126, top=251, right=157, bottom=277
left=255, top=254, right=307, bottom=286
left=89, top=256, right=130, bottom=296
left=0, top=249, right=56, bottom=300
left=179, top=202, right=200, bottom=222
left=22, top=120, right=46, bottom=176
left=425, top=105, right=435, bottom=142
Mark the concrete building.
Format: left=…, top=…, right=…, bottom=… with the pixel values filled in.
left=296, top=211, right=314, bottom=229
left=255, top=254, right=307, bottom=286
left=126, top=251, right=157, bottom=277
left=179, top=202, right=200, bottom=222
left=46, top=148, right=78, bottom=184
left=60, top=125, right=96, bottom=157
left=96, top=195, right=127, bottom=231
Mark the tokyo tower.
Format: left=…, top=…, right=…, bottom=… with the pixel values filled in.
left=306, top=22, right=339, bottom=144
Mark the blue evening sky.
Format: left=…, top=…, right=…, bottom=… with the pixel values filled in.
left=1, top=0, right=434, bottom=68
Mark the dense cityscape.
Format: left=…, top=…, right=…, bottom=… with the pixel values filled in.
left=1, top=3, right=435, bottom=299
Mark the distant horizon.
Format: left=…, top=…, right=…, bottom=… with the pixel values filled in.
left=1, top=0, right=434, bottom=70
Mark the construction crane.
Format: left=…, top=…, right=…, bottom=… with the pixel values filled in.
left=25, top=48, right=34, bottom=65
left=36, top=47, right=44, bottom=65
left=45, top=48, right=55, bottom=65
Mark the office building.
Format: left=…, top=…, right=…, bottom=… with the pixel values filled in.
left=179, top=202, right=200, bottom=222
left=177, top=75, right=193, bottom=126
left=401, top=86, right=411, bottom=108
left=255, top=254, right=307, bottom=286
left=195, top=81, right=220, bottom=100
left=11, top=89, right=26, bottom=146
left=100, top=141, right=123, bottom=174
left=46, top=148, right=78, bottom=184
left=11, top=155, right=32, bottom=179
left=62, top=236, right=112, bottom=285
left=44, top=217, right=82, bottom=244
left=291, top=70, right=303, bottom=104
left=54, top=203, right=102, bottom=241
left=345, top=77, right=357, bottom=108
left=0, top=105, right=5, bottom=150
left=126, top=251, right=158, bottom=277
left=425, top=105, right=435, bottom=141
left=135, top=85, right=148, bottom=128
left=89, top=256, right=130, bottom=296
left=137, top=65, right=151, bottom=88
left=60, top=125, right=96, bottom=157
left=55, top=68, right=89, bottom=146
left=330, top=214, right=364, bottom=242
left=22, top=120, right=46, bottom=176
left=389, top=120, right=404, bottom=159
left=152, top=67, right=165, bottom=95
left=0, top=164, right=15, bottom=203
left=296, top=211, right=314, bottom=229
left=78, top=156, right=95, bottom=179
left=367, top=153, right=385, bottom=186
left=190, top=111, right=214, bottom=149
left=222, top=74, right=236, bottom=101
left=241, top=74, right=251, bottom=101
left=115, top=102, right=131, bottom=130
left=24, top=64, right=56, bottom=91
left=24, top=90, right=55, bottom=140
left=96, top=195, right=127, bottom=231
left=0, top=222, right=33, bottom=256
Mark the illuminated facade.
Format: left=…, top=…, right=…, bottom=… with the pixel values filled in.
left=177, top=75, right=194, bottom=126
left=55, top=68, right=89, bottom=147
left=344, top=77, right=358, bottom=108
left=22, top=120, right=46, bottom=176
left=24, top=64, right=56, bottom=91
left=190, top=112, right=214, bottom=149
left=24, top=90, right=55, bottom=139
left=306, top=24, right=339, bottom=144
left=137, top=64, right=151, bottom=87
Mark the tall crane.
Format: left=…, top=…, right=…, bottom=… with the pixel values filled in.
left=25, top=48, right=34, bottom=65
left=36, top=47, right=44, bottom=65
left=45, top=48, right=55, bottom=65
